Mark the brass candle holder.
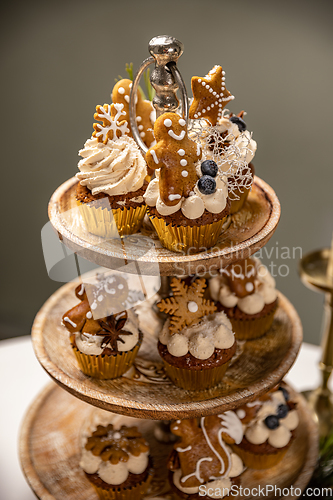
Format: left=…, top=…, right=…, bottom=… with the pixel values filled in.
left=299, top=244, right=333, bottom=439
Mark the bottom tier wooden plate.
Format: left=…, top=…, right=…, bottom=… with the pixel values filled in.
left=19, top=383, right=318, bottom=500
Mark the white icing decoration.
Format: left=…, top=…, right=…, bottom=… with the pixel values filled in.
left=86, top=311, right=92, bottom=319
left=236, top=409, right=246, bottom=419
left=180, top=159, right=187, bottom=167
left=93, top=103, right=129, bottom=142
left=63, top=316, right=77, bottom=328
left=150, top=150, right=159, bottom=164
left=178, top=149, right=185, bottom=156
left=136, top=116, right=142, bottom=122
left=140, top=131, right=145, bottom=137
left=77, top=284, right=85, bottom=295
left=181, top=457, right=213, bottom=484
left=188, top=301, right=198, bottom=313
left=182, top=170, right=188, bottom=177
left=168, top=130, right=186, bottom=141
left=164, top=118, right=172, bottom=127
left=176, top=445, right=192, bottom=452
left=169, top=194, right=181, bottom=201
left=118, top=87, right=125, bottom=94
left=179, top=118, right=186, bottom=126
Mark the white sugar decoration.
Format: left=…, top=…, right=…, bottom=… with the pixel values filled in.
left=124, top=95, right=130, bottom=103
left=177, top=149, right=185, bottom=156
left=164, top=118, right=172, bottom=127
left=168, top=130, right=185, bottom=141
left=140, top=131, right=145, bottom=137
left=169, top=194, right=181, bottom=201
left=188, top=301, right=198, bottom=313
left=77, top=284, right=85, bottom=295
left=136, top=116, right=142, bottom=122
left=182, top=170, right=188, bottom=177
left=86, top=311, right=92, bottom=319
left=63, top=316, right=77, bottom=328
left=245, top=282, right=254, bottom=292
left=180, top=159, right=187, bottom=167
left=150, top=150, right=159, bottom=164
left=188, top=114, right=253, bottom=200
left=118, top=87, right=125, bottom=95
left=179, top=118, right=186, bottom=126
left=94, top=103, right=129, bottom=143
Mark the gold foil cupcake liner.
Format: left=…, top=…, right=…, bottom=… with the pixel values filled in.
left=229, top=188, right=250, bottom=215
left=89, top=472, right=153, bottom=500
left=78, top=200, right=147, bottom=238
left=71, top=339, right=141, bottom=379
left=148, top=212, right=227, bottom=253
left=231, top=443, right=290, bottom=470
left=230, top=305, right=277, bottom=341
left=163, top=360, right=230, bottom=390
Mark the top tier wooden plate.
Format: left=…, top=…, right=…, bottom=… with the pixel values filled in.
left=48, top=176, right=280, bottom=276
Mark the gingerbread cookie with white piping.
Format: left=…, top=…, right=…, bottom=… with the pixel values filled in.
left=112, top=79, right=155, bottom=148
left=146, top=112, right=202, bottom=206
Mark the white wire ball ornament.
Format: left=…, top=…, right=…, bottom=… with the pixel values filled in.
left=129, top=35, right=189, bottom=154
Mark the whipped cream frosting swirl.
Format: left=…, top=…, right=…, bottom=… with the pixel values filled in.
left=159, top=311, right=235, bottom=359
left=77, top=136, right=147, bottom=196
left=209, top=260, right=277, bottom=315
left=144, top=169, right=228, bottom=219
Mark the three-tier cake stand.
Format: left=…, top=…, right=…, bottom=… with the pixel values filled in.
left=19, top=36, right=318, bottom=499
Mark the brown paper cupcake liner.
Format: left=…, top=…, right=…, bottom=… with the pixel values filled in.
left=163, top=359, right=230, bottom=390
left=89, top=472, right=153, bottom=500
left=148, top=212, right=227, bottom=253
left=231, top=443, right=290, bottom=470
left=230, top=306, right=277, bottom=341
left=78, top=200, right=147, bottom=238
left=71, top=338, right=142, bottom=379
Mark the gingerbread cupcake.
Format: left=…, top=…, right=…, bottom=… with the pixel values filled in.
left=209, top=258, right=278, bottom=340
left=167, top=412, right=245, bottom=498
left=62, top=280, right=142, bottom=379
left=80, top=423, right=153, bottom=500
left=76, top=79, right=154, bottom=238
left=157, top=278, right=236, bottom=390
left=188, top=65, right=257, bottom=215
left=144, top=112, right=230, bottom=253
left=232, top=385, right=299, bottom=470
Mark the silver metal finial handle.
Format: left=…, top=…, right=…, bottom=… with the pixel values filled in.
left=129, top=35, right=188, bottom=154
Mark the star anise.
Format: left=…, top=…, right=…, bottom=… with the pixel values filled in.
left=98, top=311, right=131, bottom=352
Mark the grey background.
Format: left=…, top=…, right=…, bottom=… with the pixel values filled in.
left=1, top=0, right=332, bottom=344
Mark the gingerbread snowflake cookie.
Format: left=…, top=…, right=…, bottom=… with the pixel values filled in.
left=92, top=102, right=129, bottom=144
left=146, top=112, right=202, bottom=206
left=189, top=65, right=234, bottom=126
left=112, top=78, right=155, bottom=148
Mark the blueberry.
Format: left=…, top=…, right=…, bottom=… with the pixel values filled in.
left=230, top=116, right=247, bottom=132
left=264, top=415, right=280, bottom=430
left=198, top=176, right=216, bottom=195
left=201, top=160, right=218, bottom=178
left=276, top=404, right=289, bottom=419
left=278, top=386, right=290, bottom=401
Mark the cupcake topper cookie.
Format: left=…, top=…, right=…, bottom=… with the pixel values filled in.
left=170, top=412, right=243, bottom=487
left=112, top=79, right=155, bottom=148
left=157, top=278, right=216, bottom=334
left=92, top=102, right=129, bottom=144
left=146, top=112, right=202, bottom=206
left=189, top=65, right=234, bottom=126
left=224, top=258, right=257, bottom=298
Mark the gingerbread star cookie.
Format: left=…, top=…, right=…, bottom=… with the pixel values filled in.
left=157, top=278, right=216, bottom=334
left=112, top=78, right=155, bottom=148
left=189, top=65, right=234, bottom=126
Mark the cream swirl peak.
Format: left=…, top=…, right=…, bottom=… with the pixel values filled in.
left=77, top=135, right=147, bottom=196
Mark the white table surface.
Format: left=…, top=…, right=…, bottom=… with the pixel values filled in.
left=0, top=335, right=331, bottom=500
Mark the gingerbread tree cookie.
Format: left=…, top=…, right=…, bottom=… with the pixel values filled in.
left=112, top=78, right=155, bottom=148
left=157, top=278, right=216, bottom=334
left=169, top=412, right=243, bottom=487
left=189, top=65, right=234, bottom=126
left=146, top=112, right=202, bottom=206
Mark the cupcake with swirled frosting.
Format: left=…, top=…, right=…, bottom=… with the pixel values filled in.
left=76, top=98, right=149, bottom=238
left=209, top=258, right=278, bottom=340
left=157, top=277, right=236, bottom=390
left=231, top=384, right=298, bottom=469
left=80, top=423, right=153, bottom=500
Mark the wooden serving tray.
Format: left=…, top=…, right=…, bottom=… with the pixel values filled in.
left=48, top=176, right=280, bottom=276
left=19, top=383, right=318, bottom=500
left=32, top=280, right=302, bottom=420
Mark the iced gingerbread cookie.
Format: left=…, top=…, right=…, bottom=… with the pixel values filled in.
left=92, top=102, right=129, bottom=144
left=189, top=65, right=234, bottom=126
left=112, top=78, right=155, bottom=148
left=146, top=112, right=202, bottom=206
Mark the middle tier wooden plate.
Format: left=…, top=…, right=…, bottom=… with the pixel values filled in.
left=32, top=280, right=302, bottom=420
